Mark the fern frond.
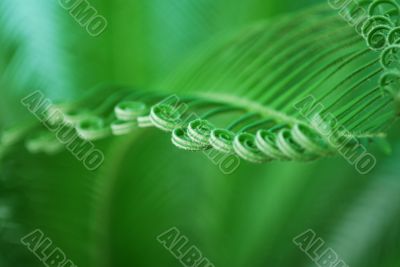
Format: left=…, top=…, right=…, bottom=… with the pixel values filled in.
left=3, top=2, right=400, bottom=164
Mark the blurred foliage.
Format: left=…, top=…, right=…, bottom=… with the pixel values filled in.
left=1, top=0, right=400, bottom=267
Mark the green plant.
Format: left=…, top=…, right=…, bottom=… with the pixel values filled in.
left=1, top=0, right=400, bottom=267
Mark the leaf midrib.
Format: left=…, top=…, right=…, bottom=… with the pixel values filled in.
left=194, top=91, right=386, bottom=139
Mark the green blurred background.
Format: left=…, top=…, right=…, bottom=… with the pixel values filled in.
left=1, top=0, right=400, bottom=266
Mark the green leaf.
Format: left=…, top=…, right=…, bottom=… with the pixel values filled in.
left=13, top=4, right=398, bottom=164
